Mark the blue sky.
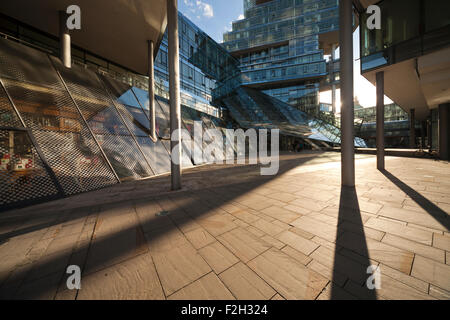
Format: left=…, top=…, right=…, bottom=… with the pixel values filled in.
left=179, top=0, right=244, bottom=43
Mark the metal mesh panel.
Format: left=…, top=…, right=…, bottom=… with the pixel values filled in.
left=100, top=76, right=170, bottom=175
left=2, top=79, right=117, bottom=194
left=123, top=105, right=171, bottom=175
left=0, top=39, right=118, bottom=198
left=199, top=112, right=226, bottom=160
left=0, top=84, right=22, bottom=127
left=183, top=106, right=217, bottom=164
left=0, top=38, right=61, bottom=88
left=0, top=129, right=59, bottom=207
left=155, top=98, right=194, bottom=168
left=52, top=59, right=153, bottom=180
left=181, top=105, right=207, bottom=165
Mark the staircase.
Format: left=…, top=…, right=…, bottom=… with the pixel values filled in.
left=221, top=87, right=367, bottom=148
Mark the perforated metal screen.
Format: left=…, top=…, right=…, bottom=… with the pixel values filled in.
left=0, top=36, right=238, bottom=211
left=154, top=98, right=194, bottom=168
left=0, top=128, right=60, bottom=207
left=100, top=76, right=171, bottom=175
left=52, top=57, right=154, bottom=181
left=0, top=38, right=118, bottom=199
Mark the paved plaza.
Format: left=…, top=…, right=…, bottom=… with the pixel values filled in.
left=0, top=151, right=449, bottom=300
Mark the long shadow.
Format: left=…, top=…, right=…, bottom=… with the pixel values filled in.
left=381, top=170, right=450, bottom=231
left=0, top=152, right=324, bottom=241
left=331, top=186, right=377, bottom=300
left=0, top=153, right=326, bottom=299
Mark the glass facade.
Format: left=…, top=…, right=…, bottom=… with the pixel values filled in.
left=222, top=86, right=366, bottom=147
left=0, top=12, right=225, bottom=119
left=222, top=0, right=339, bottom=116
left=360, top=0, right=450, bottom=72
left=155, top=12, right=240, bottom=108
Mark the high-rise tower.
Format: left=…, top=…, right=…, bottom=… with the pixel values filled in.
left=222, top=0, right=339, bottom=117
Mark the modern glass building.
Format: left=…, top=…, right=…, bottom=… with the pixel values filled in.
left=354, top=103, right=416, bottom=148
left=0, top=2, right=365, bottom=211
left=155, top=12, right=240, bottom=116
left=358, top=0, right=450, bottom=158
left=222, top=0, right=340, bottom=117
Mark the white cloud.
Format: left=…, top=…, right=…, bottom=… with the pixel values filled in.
left=183, top=0, right=214, bottom=19
left=238, top=14, right=244, bottom=20
left=196, top=1, right=214, bottom=18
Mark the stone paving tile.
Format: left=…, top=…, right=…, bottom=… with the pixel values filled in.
left=433, top=233, right=450, bottom=251
left=219, top=262, right=276, bottom=300
left=337, top=232, right=414, bottom=274
left=261, top=235, right=285, bottom=249
left=229, top=210, right=259, bottom=225
left=248, top=248, right=328, bottom=300
left=365, top=217, right=433, bottom=245
left=78, top=253, right=164, bottom=300
left=340, top=221, right=385, bottom=241
left=145, top=224, right=190, bottom=254
left=378, top=263, right=429, bottom=293
left=1, top=153, right=449, bottom=300
left=198, top=241, right=239, bottom=274
left=373, top=273, right=435, bottom=300
left=288, top=227, right=315, bottom=240
left=12, top=271, right=62, bottom=300
left=307, top=260, right=347, bottom=287
left=151, top=243, right=211, bottom=296
left=411, top=255, right=450, bottom=291
left=280, top=246, right=312, bottom=266
left=289, top=197, right=329, bottom=213
left=283, top=204, right=311, bottom=215
left=429, top=285, right=450, bottom=300
left=382, top=234, right=445, bottom=263
left=378, top=206, right=447, bottom=231
left=316, top=282, right=357, bottom=300
left=309, top=245, right=367, bottom=286
left=196, top=214, right=238, bottom=237
left=319, top=206, right=374, bottom=224
left=184, top=228, right=216, bottom=250
left=260, top=206, right=300, bottom=224
left=168, top=272, right=235, bottom=300
left=233, top=219, right=250, bottom=229
left=246, top=226, right=266, bottom=238
left=276, top=230, right=319, bottom=256
left=289, top=215, right=339, bottom=242
left=252, top=219, right=286, bottom=237
left=217, top=228, right=271, bottom=263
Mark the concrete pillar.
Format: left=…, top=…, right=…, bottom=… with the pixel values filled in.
left=439, top=104, right=449, bottom=160
left=59, top=11, right=71, bottom=68
left=331, top=43, right=337, bottom=116
left=409, top=109, right=416, bottom=148
left=376, top=71, right=385, bottom=170
left=167, top=0, right=182, bottom=190
left=339, top=0, right=355, bottom=187
left=148, top=40, right=156, bottom=140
